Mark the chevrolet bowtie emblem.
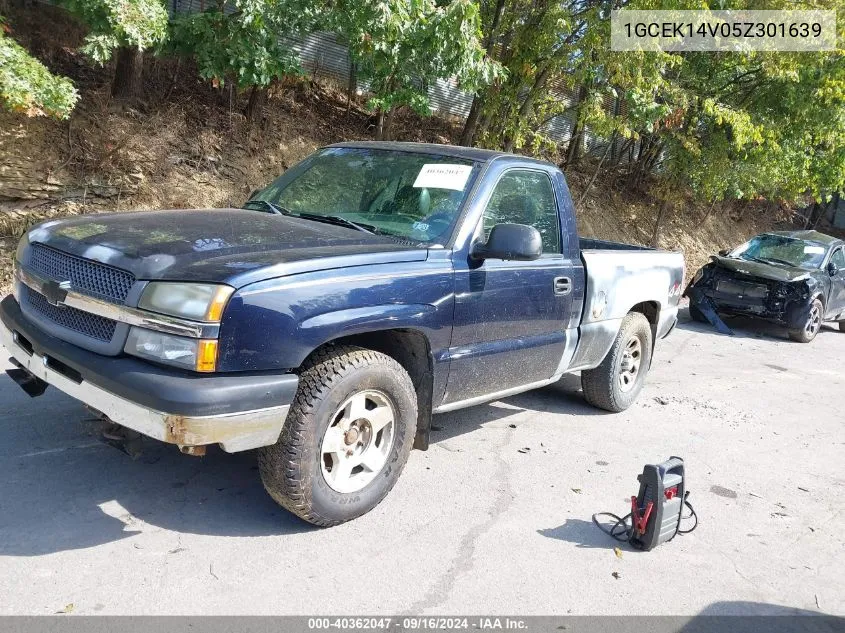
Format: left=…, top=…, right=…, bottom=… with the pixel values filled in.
left=43, top=280, right=72, bottom=307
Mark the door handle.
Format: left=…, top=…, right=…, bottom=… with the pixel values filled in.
left=553, top=276, right=572, bottom=296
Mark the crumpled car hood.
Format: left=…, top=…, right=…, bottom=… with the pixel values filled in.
left=710, top=255, right=812, bottom=282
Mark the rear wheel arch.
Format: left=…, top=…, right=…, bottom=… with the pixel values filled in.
left=629, top=301, right=661, bottom=357
left=629, top=301, right=660, bottom=326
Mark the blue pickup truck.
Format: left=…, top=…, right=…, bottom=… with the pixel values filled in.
left=1, top=142, right=684, bottom=526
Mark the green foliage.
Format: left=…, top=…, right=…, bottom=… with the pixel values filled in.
left=171, top=1, right=307, bottom=89
left=58, top=0, right=169, bottom=63
left=467, top=0, right=845, bottom=206
left=0, top=18, right=78, bottom=118
left=332, top=0, right=502, bottom=117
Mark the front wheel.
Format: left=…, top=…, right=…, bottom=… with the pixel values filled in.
left=788, top=298, right=823, bottom=343
left=258, top=345, right=417, bottom=527
left=581, top=312, right=653, bottom=413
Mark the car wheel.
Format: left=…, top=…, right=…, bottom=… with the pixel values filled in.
left=788, top=298, right=823, bottom=343
left=689, top=304, right=708, bottom=323
left=258, top=345, right=417, bottom=527
left=581, top=312, right=653, bottom=412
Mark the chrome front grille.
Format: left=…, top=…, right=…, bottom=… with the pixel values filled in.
left=23, top=285, right=117, bottom=342
left=19, top=243, right=135, bottom=353
left=29, top=243, right=135, bottom=302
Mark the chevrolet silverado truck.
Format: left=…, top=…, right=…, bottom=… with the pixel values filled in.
left=686, top=230, right=845, bottom=343
left=1, top=142, right=684, bottom=526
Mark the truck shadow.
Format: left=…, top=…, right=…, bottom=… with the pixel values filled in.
left=0, top=372, right=318, bottom=556
left=430, top=373, right=609, bottom=444
left=0, top=370, right=603, bottom=556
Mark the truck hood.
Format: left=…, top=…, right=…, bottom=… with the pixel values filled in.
left=710, top=255, right=812, bottom=283
left=25, top=209, right=428, bottom=287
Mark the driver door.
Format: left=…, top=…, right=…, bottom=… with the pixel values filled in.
left=443, top=168, right=575, bottom=404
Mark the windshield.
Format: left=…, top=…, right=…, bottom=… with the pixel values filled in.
left=250, top=147, right=479, bottom=244
left=729, top=234, right=829, bottom=270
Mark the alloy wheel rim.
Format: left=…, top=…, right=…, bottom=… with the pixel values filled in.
left=806, top=304, right=822, bottom=337
left=618, top=336, right=642, bottom=393
left=320, top=390, right=396, bottom=494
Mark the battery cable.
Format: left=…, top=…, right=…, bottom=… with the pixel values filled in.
left=593, top=491, right=699, bottom=544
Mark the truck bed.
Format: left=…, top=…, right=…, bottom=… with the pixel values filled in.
left=579, top=237, right=656, bottom=252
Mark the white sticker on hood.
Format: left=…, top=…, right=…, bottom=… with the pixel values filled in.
left=413, top=164, right=473, bottom=191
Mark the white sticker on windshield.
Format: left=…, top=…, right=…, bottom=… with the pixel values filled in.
left=413, top=164, right=472, bottom=191
left=804, top=245, right=825, bottom=254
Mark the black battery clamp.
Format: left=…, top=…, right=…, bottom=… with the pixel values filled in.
left=593, top=456, right=698, bottom=550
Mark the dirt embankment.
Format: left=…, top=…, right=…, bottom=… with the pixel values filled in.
left=0, top=4, right=788, bottom=294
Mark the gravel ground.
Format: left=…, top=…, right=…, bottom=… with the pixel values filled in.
left=0, top=310, right=843, bottom=616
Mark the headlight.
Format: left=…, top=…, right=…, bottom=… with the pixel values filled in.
left=125, top=328, right=218, bottom=372
left=11, top=236, right=26, bottom=303
left=15, top=235, right=28, bottom=263
left=139, top=282, right=233, bottom=321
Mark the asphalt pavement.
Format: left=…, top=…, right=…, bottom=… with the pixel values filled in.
left=0, top=309, right=843, bottom=615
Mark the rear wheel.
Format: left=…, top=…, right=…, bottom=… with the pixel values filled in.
left=581, top=312, right=653, bottom=412
left=788, top=298, right=823, bottom=343
left=258, top=345, right=417, bottom=527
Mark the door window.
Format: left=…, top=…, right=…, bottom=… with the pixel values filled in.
left=482, top=170, right=561, bottom=254
left=831, top=248, right=845, bottom=269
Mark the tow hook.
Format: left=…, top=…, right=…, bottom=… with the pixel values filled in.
left=179, top=445, right=207, bottom=457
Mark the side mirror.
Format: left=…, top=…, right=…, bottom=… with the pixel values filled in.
left=828, top=261, right=838, bottom=277
left=471, top=223, right=542, bottom=261
left=718, top=248, right=730, bottom=257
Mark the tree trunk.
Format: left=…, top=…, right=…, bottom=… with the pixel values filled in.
left=111, top=46, right=145, bottom=102
left=375, top=109, right=386, bottom=140
left=244, top=85, right=267, bottom=123
left=564, top=122, right=583, bottom=169
left=563, top=85, right=589, bottom=169
left=382, top=106, right=396, bottom=141
left=576, top=140, right=612, bottom=208
left=346, top=62, right=357, bottom=117
left=651, top=201, right=669, bottom=247
left=503, top=64, right=552, bottom=152
left=702, top=199, right=718, bottom=223
left=460, top=98, right=484, bottom=146
left=459, top=0, right=505, bottom=147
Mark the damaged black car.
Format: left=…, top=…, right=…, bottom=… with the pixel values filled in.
left=685, top=230, right=845, bottom=343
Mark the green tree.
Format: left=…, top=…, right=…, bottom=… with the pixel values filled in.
left=0, top=16, right=78, bottom=118
left=171, top=0, right=314, bottom=121
left=331, top=0, right=502, bottom=140
left=58, top=0, right=169, bottom=101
